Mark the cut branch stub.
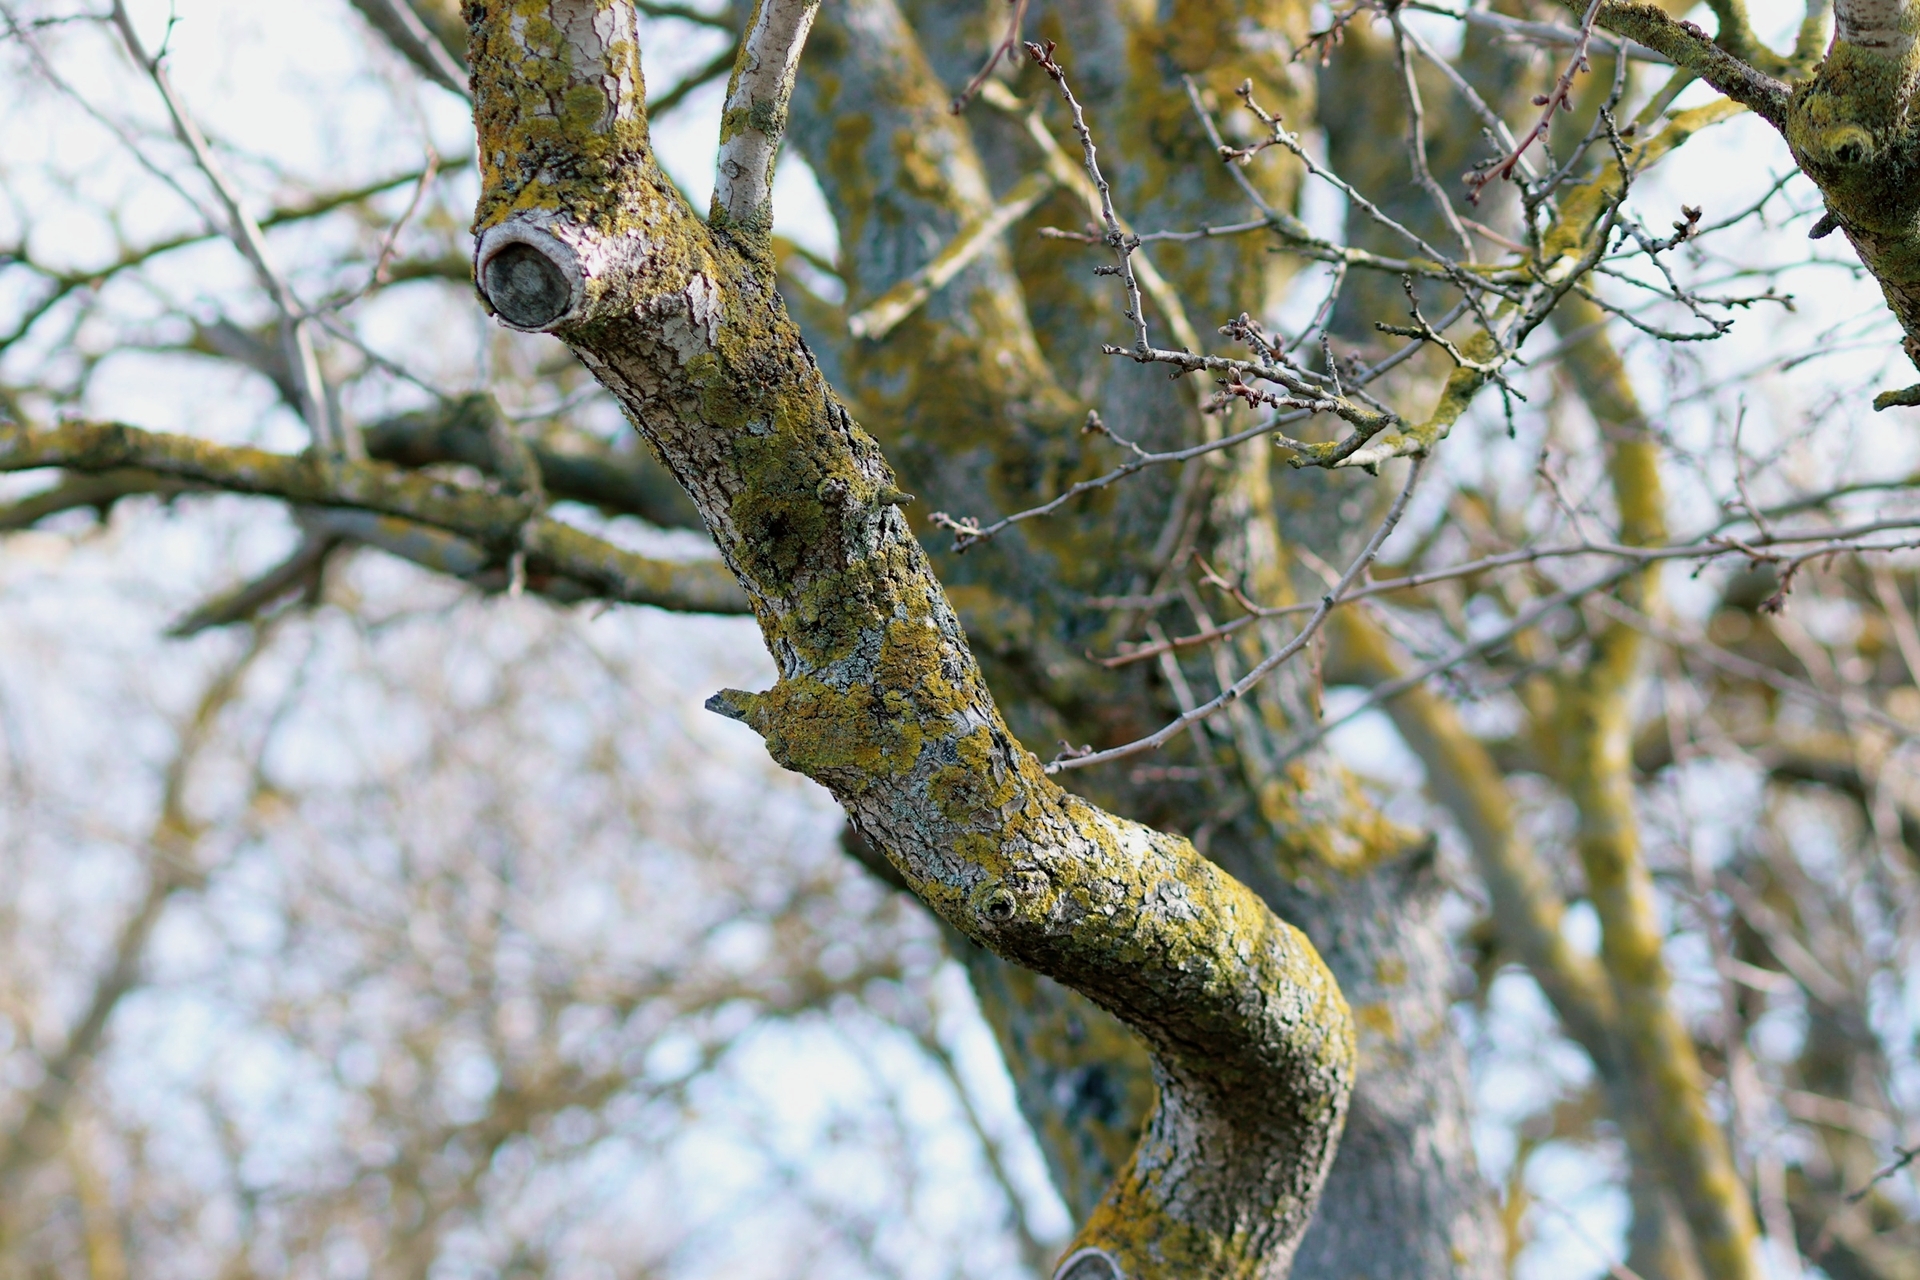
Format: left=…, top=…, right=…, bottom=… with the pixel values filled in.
left=472, top=220, right=595, bottom=336
left=464, top=3, right=1357, bottom=1275
left=481, top=241, right=575, bottom=328
left=1055, top=1248, right=1124, bottom=1280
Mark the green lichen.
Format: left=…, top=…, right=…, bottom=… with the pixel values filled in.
left=467, top=0, right=655, bottom=234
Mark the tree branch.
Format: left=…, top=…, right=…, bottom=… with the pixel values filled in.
left=348, top=0, right=469, bottom=96
left=0, top=420, right=748, bottom=615
left=1582, top=2, right=1790, bottom=124
left=711, top=0, right=820, bottom=243
left=464, top=7, right=1357, bottom=1274
left=1556, top=293, right=1762, bottom=1280
left=1323, top=612, right=1618, bottom=1056
left=108, top=1, right=351, bottom=457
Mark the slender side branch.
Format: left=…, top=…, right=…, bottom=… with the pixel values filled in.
left=1047, top=457, right=1425, bottom=774
left=349, top=0, right=470, bottom=95
left=848, top=170, right=1057, bottom=340
left=1557, top=300, right=1761, bottom=1280
left=1025, top=41, right=1153, bottom=356
left=712, top=0, right=821, bottom=242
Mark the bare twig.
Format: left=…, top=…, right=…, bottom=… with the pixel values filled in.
left=1026, top=40, right=1151, bottom=355
left=949, top=0, right=1029, bottom=113
left=1048, top=455, right=1427, bottom=773
left=108, top=0, right=353, bottom=458
left=1466, top=0, right=1605, bottom=201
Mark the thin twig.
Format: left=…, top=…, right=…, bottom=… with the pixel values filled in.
left=949, top=0, right=1029, bottom=113
left=108, top=1, right=352, bottom=457
left=1048, top=456, right=1427, bottom=773
left=1026, top=40, right=1150, bottom=354
left=1466, top=0, right=1605, bottom=201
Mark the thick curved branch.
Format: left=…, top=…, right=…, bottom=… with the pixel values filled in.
left=841, top=826, right=1156, bottom=1223
left=0, top=421, right=748, bottom=615
left=465, top=6, right=1356, bottom=1275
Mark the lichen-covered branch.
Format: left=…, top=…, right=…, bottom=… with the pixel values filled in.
left=0, top=420, right=748, bottom=614
left=1324, top=605, right=1712, bottom=1279
left=787, top=8, right=1504, bottom=1271
left=1581, top=1, right=1791, bottom=122
left=462, top=5, right=1360, bottom=1275
left=360, top=392, right=702, bottom=529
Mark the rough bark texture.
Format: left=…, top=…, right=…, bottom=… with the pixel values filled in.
left=462, top=4, right=1357, bottom=1274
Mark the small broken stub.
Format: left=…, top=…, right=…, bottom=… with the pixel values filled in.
left=475, top=225, right=583, bottom=331
left=1054, top=1248, right=1123, bottom=1280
